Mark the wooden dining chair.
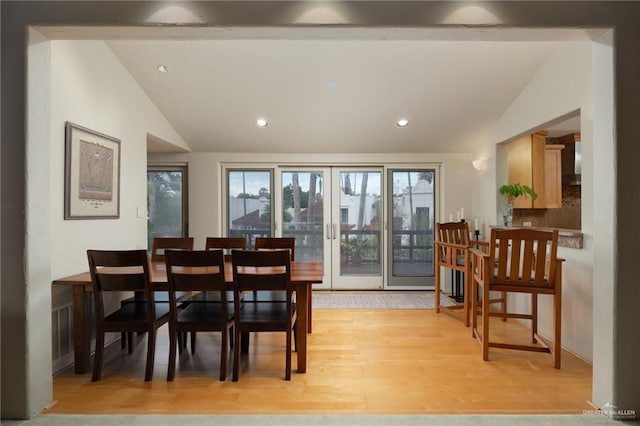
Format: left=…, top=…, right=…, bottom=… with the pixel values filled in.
left=254, top=237, right=295, bottom=260
left=150, top=237, right=194, bottom=262
left=205, top=237, right=246, bottom=253
left=87, top=249, right=169, bottom=381
left=251, top=237, right=295, bottom=300
left=253, top=237, right=314, bottom=332
left=231, top=249, right=297, bottom=381
left=470, top=228, right=564, bottom=368
left=165, top=249, right=234, bottom=381
left=175, top=237, right=247, bottom=353
left=119, top=237, right=194, bottom=350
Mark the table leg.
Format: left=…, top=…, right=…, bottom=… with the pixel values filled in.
left=296, top=284, right=308, bottom=373
left=307, top=288, right=313, bottom=334
left=72, top=286, right=92, bottom=374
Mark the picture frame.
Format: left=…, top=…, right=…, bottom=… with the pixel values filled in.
left=64, top=122, right=121, bottom=219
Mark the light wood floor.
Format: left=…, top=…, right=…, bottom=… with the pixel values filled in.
left=49, top=309, right=592, bottom=415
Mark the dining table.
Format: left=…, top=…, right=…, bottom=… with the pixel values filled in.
left=52, top=259, right=323, bottom=375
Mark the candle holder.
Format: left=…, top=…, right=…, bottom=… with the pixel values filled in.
left=474, top=229, right=481, bottom=241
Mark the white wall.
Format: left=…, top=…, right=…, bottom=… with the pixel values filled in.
left=472, top=42, right=595, bottom=361
left=40, top=39, right=186, bottom=380
left=48, top=40, right=187, bottom=280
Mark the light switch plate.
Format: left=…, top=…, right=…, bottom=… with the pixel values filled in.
left=136, top=206, right=146, bottom=218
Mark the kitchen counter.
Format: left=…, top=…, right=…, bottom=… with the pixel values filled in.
left=490, top=225, right=583, bottom=249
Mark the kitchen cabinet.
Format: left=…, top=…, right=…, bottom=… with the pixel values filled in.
left=543, top=144, right=564, bottom=208
left=507, top=131, right=563, bottom=209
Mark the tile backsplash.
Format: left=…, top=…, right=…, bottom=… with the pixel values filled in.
left=513, top=185, right=581, bottom=230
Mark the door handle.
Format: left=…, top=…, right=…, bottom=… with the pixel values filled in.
left=332, top=224, right=337, bottom=240
left=326, top=224, right=331, bottom=240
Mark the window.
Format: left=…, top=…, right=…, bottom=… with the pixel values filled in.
left=147, top=166, right=188, bottom=249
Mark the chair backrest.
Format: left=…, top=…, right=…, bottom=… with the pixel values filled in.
left=435, top=222, right=470, bottom=267
left=205, top=237, right=246, bottom=252
left=165, top=249, right=229, bottom=310
left=488, top=228, right=559, bottom=288
left=87, top=249, right=154, bottom=321
left=436, top=221, right=470, bottom=246
left=254, top=237, right=295, bottom=261
left=231, top=249, right=291, bottom=294
left=150, top=237, right=194, bottom=262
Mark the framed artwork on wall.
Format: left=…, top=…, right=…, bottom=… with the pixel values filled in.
left=64, top=122, right=121, bottom=219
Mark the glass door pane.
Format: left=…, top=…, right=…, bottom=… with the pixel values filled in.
left=147, top=167, right=187, bottom=249
left=226, top=170, right=272, bottom=248
left=331, top=168, right=383, bottom=289
left=280, top=169, right=331, bottom=289
left=387, top=169, right=436, bottom=288
left=281, top=171, right=325, bottom=261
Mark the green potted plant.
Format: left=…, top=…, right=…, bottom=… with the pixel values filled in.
left=498, top=183, right=538, bottom=226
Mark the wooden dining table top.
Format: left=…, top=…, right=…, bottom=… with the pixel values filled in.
left=52, top=259, right=324, bottom=288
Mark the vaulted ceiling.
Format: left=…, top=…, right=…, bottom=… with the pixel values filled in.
left=41, top=26, right=594, bottom=153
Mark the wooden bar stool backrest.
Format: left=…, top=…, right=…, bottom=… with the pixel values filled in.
left=488, top=228, right=559, bottom=288
left=435, top=221, right=470, bottom=270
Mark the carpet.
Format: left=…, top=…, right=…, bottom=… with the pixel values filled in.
left=311, top=291, right=456, bottom=309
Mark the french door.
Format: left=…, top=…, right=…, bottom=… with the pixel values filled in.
left=229, top=165, right=437, bottom=290
left=330, top=168, right=384, bottom=289
left=276, top=167, right=384, bottom=289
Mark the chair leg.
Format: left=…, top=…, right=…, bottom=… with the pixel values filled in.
left=435, top=263, right=441, bottom=313
left=144, top=330, right=156, bottom=382
left=531, top=293, right=538, bottom=344
left=92, top=331, right=105, bottom=382
left=463, top=268, right=471, bottom=327
left=285, top=328, right=292, bottom=381
left=471, top=278, right=478, bottom=338
left=501, top=291, right=508, bottom=321
left=232, top=327, right=241, bottom=382
left=241, top=332, right=250, bottom=354
left=553, top=280, right=562, bottom=369
left=167, top=326, right=177, bottom=381
left=482, top=284, right=490, bottom=361
left=121, top=332, right=126, bottom=349
left=220, top=327, right=229, bottom=381
left=127, top=332, right=133, bottom=354
left=190, top=331, right=197, bottom=355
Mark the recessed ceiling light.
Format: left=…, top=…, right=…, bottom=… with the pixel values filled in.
left=157, top=65, right=168, bottom=73
left=327, top=81, right=338, bottom=90
left=256, top=118, right=268, bottom=128
left=396, top=119, right=409, bottom=128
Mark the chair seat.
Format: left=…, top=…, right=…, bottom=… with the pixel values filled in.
left=238, top=301, right=296, bottom=325
left=441, top=254, right=466, bottom=266
left=243, top=290, right=287, bottom=302
left=184, top=291, right=233, bottom=303
left=122, top=291, right=189, bottom=304
left=177, top=302, right=234, bottom=325
left=105, top=302, right=170, bottom=324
